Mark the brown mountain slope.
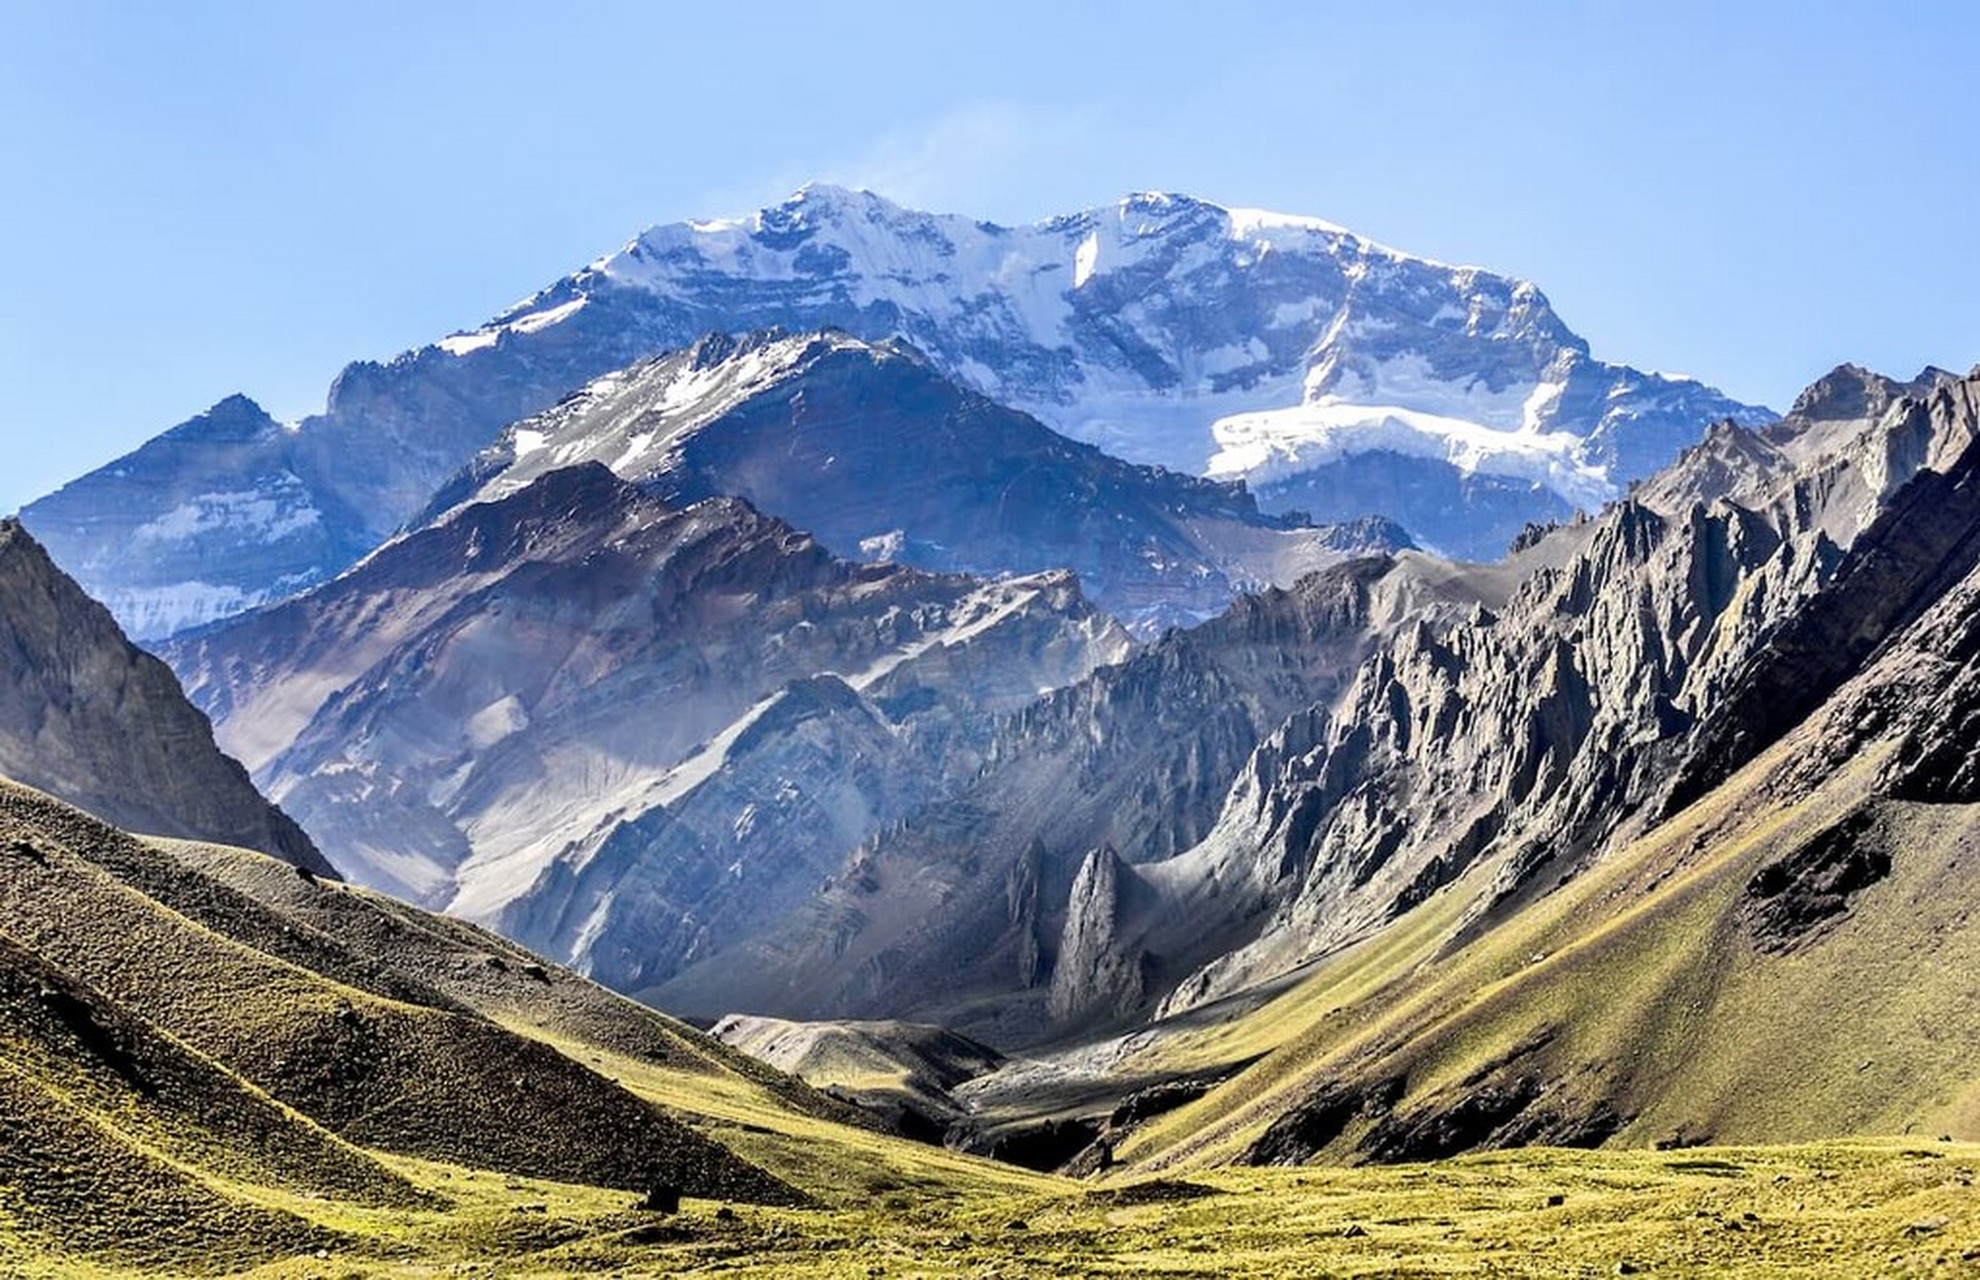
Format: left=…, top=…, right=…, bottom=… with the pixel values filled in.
left=0, top=778, right=797, bottom=1205
left=0, top=518, right=331, bottom=876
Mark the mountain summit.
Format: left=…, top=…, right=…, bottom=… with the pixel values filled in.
left=25, top=186, right=1767, bottom=637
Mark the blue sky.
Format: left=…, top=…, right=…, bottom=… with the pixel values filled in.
left=3, top=1, right=1976, bottom=513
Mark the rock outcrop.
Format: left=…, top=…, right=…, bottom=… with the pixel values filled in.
left=1047, top=847, right=1152, bottom=1026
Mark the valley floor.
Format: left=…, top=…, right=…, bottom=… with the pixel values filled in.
left=6, top=1140, right=1976, bottom=1277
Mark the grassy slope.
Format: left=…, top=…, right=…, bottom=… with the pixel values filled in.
left=0, top=782, right=799, bottom=1205
left=158, top=835, right=878, bottom=1131
left=149, top=838, right=1070, bottom=1205
left=0, top=779, right=1065, bottom=1276
left=1108, top=715, right=1980, bottom=1176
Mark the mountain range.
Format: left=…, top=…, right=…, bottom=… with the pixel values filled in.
left=21, top=186, right=1765, bottom=639
left=818, top=361, right=1971, bottom=1018
left=165, top=462, right=1132, bottom=977
left=420, top=326, right=1411, bottom=632
left=9, top=181, right=1980, bottom=1275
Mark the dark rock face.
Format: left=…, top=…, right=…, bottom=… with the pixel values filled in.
left=1242, top=1057, right=1626, bottom=1167
left=0, top=519, right=331, bottom=875
left=957, top=1116, right=1104, bottom=1173
left=1107, top=1078, right=1218, bottom=1130
left=1272, top=1027, right=1635, bottom=1166
left=1360, top=1078, right=1547, bottom=1164
left=1047, top=847, right=1152, bottom=1026
left=25, top=186, right=1765, bottom=639
left=1352, top=1074, right=1628, bottom=1165
left=435, top=329, right=1407, bottom=632
left=1741, top=812, right=1893, bottom=953
left=1244, top=1078, right=1403, bottom=1167
left=164, top=465, right=1129, bottom=993
left=638, top=1184, right=682, bottom=1214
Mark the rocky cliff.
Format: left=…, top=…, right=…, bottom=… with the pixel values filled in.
left=0, top=519, right=331, bottom=875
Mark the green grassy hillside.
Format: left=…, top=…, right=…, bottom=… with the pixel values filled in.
left=0, top=778, right=1056, bottom=1274
left=7, top=1137, right=1975, bottom=1276
left=11, top=684, right=1980, bottom=1273
left=1100, top=719, right=1980, bottom=1178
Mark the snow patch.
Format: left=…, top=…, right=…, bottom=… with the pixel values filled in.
left=133, top=487, right=320, bottom=545
left=1521, top=380, right=1567, bottom=432
left=510, top=296, right=587, bottom=334
left=1208, top=402, right=1613, bottom=508
left=437, top=331, right=498, bottom=356
left=465, top=695, right=530, bottom=751
left=1073, top=231, right=1100, bottom=288
left=859, top=530, right=906, bottom=561
left=1226, top=206, right=1353, bottom=238
left=104, top=581, right=280, bottom=642
left=438, top=297, right=587, bottom=357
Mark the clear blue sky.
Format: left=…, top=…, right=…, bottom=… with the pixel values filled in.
left=3, top=1, right=1976, bottom=513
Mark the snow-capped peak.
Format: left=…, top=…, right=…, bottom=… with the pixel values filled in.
left=434, top=184, right=1766, bottom=549
left=468, top=327, right=887, bottom=508
left=29, top=183, right=1775, bottom=646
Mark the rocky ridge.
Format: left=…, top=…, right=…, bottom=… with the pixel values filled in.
left=164, top=463, right=1131, bottom=994
left=425, top=327, right=1411, bottom=631
left=0, top=518, right=331, bottom=875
